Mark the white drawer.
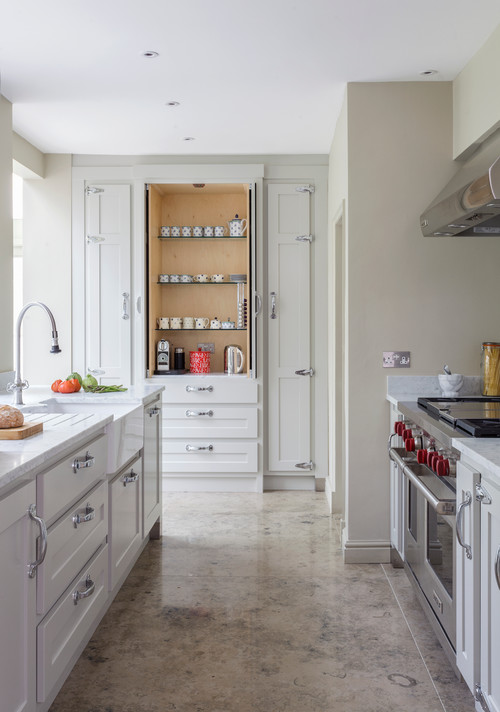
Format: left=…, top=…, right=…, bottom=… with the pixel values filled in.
left=37, top=480, right=107, bottom=616
left=162, top=377, right=258, bottom=404
left=163, top=440, right=258, bottom=473
left=163, top=405, right=257, bottom=439
left=37, top=544, right=108, bottom=703
left=109, top=455, right=142, bottom=591
left=38, top=434, right=108, bottom=524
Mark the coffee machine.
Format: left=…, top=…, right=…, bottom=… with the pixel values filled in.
left=157, top=339, right=170, bottom=372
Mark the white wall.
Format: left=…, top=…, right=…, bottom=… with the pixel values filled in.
left=0, top=96, right=13, bottom=372
left=22, top=154, right=72, bottom=384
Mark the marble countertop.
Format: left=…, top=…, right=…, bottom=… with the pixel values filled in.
left=0, top=383, right=164, bottom=499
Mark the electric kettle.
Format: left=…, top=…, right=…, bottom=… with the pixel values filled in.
left=224, top=344, right=244, bottom=374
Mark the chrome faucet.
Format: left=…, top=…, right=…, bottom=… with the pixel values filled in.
left=7, top=301, right=61, bottom=406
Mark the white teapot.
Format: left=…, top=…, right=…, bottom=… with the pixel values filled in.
left=227, top=214, right=247, bottom=236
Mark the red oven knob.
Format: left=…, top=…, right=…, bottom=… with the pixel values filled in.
left=432, top=455, right=444, bottom=473
left=394, top=421, right=403, bottom=435
left=417, top=449, right=427, bottom=464
left=402, top=429, right=413, bottom=440
left=427, top=451, right=438, bottom=468
left=405, top=437, right=415, bottom=452
left=436, top=459, right=450, bottom=477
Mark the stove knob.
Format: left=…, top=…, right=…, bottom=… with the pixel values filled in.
left=402, top=428, right=413, bottom=440
left=436, top=459, right=450, bottom=477
left=394, top=421, right=403, bottom=435
left=417, top=449, right=427, bottom=464
left=405, top=437, right=415, bottom=452
left=432, top=455, right=444, bottom=473
left=427, top=451, right=439, bottom=469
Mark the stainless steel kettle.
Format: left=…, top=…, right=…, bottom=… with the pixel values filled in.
left=224, top=344, right=244, bottom=374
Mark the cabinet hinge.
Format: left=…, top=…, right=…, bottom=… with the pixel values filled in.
left=475, top=684, right=490, bottom=712
left=85, top=186, right=104, bottom=196
left=476, top=483, right=492, bottom=505
left=296, top=184, right=315, bottom=194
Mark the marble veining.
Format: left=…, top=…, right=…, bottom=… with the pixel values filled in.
left=49, top=493, right=474, bottom=712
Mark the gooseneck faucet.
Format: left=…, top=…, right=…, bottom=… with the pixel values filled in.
left=7, top=301, right=61, bottom=406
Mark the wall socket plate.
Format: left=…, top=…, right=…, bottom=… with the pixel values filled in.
left=383, top=351, right=411, bottom=368
left=198, top=343, right=215, bottom=353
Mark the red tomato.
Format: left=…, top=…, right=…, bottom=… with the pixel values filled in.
left=58, top=380, right=76, bottom=394
left=69, top=378, right=81, bottom=392
left=51, top=379, right=62, bottom=392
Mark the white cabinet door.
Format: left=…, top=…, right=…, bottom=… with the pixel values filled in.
left=479, top=476, right=500, bottom=712
left=109, top=456, right=142, bottom=590
left=143, top=397, right=162, bottom=537
left=455, top=460, right=480, bottom=693
left=267, top=184, right=312, bottom=472
left=0, top=482, right=36, bottom=712
left=85, top=184, right=131, bottom=385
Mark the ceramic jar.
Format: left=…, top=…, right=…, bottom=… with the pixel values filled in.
left=190, top=349, right=211, bottom=374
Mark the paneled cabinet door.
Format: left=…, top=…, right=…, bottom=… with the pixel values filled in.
left=85, top=184, right=131, bottom=385
left=0, top=482, right=36, bottom=712
left=455, top=461, right=480, bottom=693
left=267, top=183, right=312, bottom=472
left=479, top=476, right=500, bottom=712
left=143, top=397, right=162, bottom=537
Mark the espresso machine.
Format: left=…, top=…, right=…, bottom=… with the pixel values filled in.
left=156, top=339, right=170, bottom=372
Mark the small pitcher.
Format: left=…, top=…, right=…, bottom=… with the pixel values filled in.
left=227, top=214, right=247, bottom=236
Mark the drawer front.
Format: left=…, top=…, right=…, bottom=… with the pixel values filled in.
left=163, top=405, right=257, bottom=439
left=163, top=440, right=258, bottom=473
left=162, top=377, right=258, bottom=404
left=38, top=434, right=108, bottom=524
left=37, top=480, right=108, bottom=616
left=37, top=544, right=108, bottom=703
left=109, top=456, right=142, bottom=590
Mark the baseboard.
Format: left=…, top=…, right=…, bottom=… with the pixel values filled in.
left=163, top=475, right=262, bottom=493
left=264, top=475, right=315, bottom=491
left=343, top=539, right=391, bottom=564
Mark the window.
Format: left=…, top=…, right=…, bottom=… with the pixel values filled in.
left=13, top=173, right=23, bottom=322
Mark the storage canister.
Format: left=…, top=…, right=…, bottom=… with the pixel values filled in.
left=481, top=342, right=500, bottom=395
left=189, top=349, right=210, bottom=374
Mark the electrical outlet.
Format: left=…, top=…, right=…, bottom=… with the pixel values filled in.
left=197, top=343, right=215, bottom=353
left=383, top=351, right=411, bottom=368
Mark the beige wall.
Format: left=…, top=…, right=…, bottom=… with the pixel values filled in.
left=453, top=23, right=500, bottom=158
left=329, top=81, right=500, bottom=560
left=13, top=132, right=44, bottom=178
left=0, top=96, right=13, bottom=372
left=22, top=155, right=72, bottom=384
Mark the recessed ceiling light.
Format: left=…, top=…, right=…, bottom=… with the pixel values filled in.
left=419, top=69, right=438, bottom=76
left=142, top=50, right=159, bottom=58
left=183, top=137, right=195, bottom=141
left=166, top=101, right=180, bottom=107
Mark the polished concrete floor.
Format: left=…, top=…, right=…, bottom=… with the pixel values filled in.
left=50, top=492, right=475, bottom=712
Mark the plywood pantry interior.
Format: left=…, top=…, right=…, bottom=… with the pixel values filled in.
left=147, top=183, right=252, bottom=376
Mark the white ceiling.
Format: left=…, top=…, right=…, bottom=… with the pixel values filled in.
left=2, top=0, right=500, bottom=156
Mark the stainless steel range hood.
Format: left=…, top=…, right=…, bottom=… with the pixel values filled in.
left=420, top=132, right=500, bottom=237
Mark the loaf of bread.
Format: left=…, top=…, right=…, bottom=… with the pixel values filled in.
left=0, top=405, right=24, bottom=428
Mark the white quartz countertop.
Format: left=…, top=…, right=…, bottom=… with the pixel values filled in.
left=0, top=383, right=164, bottom=498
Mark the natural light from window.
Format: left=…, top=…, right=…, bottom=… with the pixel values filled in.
left=13, top=173, right=23, bottom=328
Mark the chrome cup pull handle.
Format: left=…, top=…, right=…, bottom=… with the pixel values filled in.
left=147, top=405, right=161, bottom=417
left=456, top=491, right=472, bottom=560
left=121, top=469, right=140, bottom=486
left=73, top=574, right=96, bottom=605
left=73, top=451, right=95, bottom=473
left=27, top=504, right=48, bottom=579
left=72, top=503, right=95, bottom=528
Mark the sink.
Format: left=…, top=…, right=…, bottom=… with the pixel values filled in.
left=21, top=398, right=136, bottom=417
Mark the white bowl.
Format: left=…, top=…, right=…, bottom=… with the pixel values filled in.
left=438, top=373, right=464, bottom=397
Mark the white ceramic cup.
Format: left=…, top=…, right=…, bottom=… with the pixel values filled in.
left=158, top=274, right=169, bottom=283
left=170, top=317, right=183, bottom=329
left=193, top=226, right=203, bottom=237
left=203, top=225, right=214, bottom=237
left=195, top=317, right=209, bottom=329
left=183, top=317, right=195, bottom=329
left=169, top=274, right=180, bottom=283
left=214, top=225, right=227, bottom=237
left=157, top=317, right=170, bottom=329
left=171, top=226, right=181, bottom=237
left=182, top=226, right=192, bottom=237
left=195, top=274, right=209, bottom=283
left=210, top=318, right=221, bottom=329
left=180, top=274, right=193, bottom=283
left=160, top=226, right=170, bottom=237
left=210, top=274, right=224, bottom=283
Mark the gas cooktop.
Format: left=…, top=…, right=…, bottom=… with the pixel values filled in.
left=417, top=396, right=500, bottom=437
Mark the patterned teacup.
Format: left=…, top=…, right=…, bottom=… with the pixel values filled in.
left=171, top=226, right=181, bottom=237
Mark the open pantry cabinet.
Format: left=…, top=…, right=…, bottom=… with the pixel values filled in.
left=146, top=183, right=256, bottom=377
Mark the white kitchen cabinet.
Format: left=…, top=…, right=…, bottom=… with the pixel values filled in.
left=143, top=395, right=162, bottom=538
left=109, top=454, right=143, bottom=590
left=478, top=474, right=500, bottom=712
left=0, top=481, right=37, bottom=712
left=389, top=404, right=404, bottom=562
left=455, top=460, right=481, bottom=693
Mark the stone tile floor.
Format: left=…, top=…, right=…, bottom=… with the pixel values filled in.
left=49, top=492, right=475, bottom=712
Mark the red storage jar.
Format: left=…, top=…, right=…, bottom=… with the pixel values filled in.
left=189, top=349, right=211, bottom=374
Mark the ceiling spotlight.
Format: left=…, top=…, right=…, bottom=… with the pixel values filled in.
left=419, top=69, right=438, bottom=76
left=183, top=137, right=195, bottom=141
left=166, top=101, right=180, bottom=107
left=142, top=50, right=159, bottom=58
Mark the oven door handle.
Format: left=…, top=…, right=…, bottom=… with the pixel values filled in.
left=389, top=447, right=456, bottom=515
left=456, top=491, right=472, bottom=559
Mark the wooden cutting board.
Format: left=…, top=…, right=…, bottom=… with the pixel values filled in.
left=0, top=421, right=43, bottom=440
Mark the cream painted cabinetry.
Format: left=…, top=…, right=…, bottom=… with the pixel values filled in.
left=143, top=394, right=162, bottom=537
left=109, top=454, right=143, bottom=590
left=0, top=481, right=37, bottom=712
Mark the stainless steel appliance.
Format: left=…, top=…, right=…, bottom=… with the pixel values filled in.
left=156, top=339, right=170, bottom=372
left=389, top=396, right=500, bottom=671
left=224, top=344, right=244, bottom=374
